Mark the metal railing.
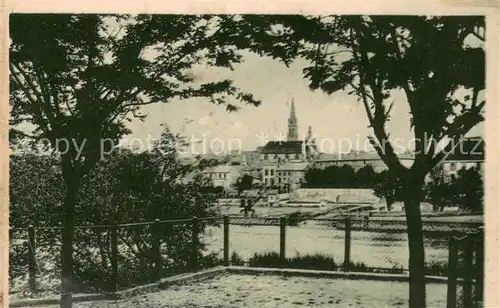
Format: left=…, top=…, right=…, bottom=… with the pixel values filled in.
left=446, top=229, right=484, bottom=308
left=9, top=215, right=483, bottom=304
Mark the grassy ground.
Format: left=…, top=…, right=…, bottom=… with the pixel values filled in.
left=32, top=274, right=447, bottom=308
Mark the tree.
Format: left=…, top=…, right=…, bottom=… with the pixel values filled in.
left=334, top=165, right=356, bottom=187
left=9, top=14, right=263, bottom=306
left=424, top=166, right=484, bottom=212
left=423, top=166, right=453, bottom=212
left=304, top=165, right=374, bottom=188
left=451, top=167, right=484, bottom=212
left=303, top=167, right=325, bottom=188
left=373, top=170, right=404, bottom=211
left=9, top=128, right=220, bottom=292
left=234, top=174, right=254, bottom=195
left=248, top=15, right=485, bottom=307
left=9, top=153, right=65, bottom=286
left=355, top=164, right=376, bottom=188
left=73, top=128, right=220, bottom=290
left=9, top=153, right=65, bottom=228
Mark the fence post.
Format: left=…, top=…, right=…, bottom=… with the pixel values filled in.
left=223, top=215, right=229, bottom=266
left=475, top=229, right=484, bottom=302
left=110, top=223, right=118, bottom=293
left=152, top=219, right=162, bottom=281
left=446, top=234, right=458, bottom=308
left=363, top=216, right=369, bottom=230
left=27, top=225, right=36, bottom=293
left=191, top=217, right=199, bottom=271
left=343, top=216, right=351, bottom=271
left=279, top=216, right=286, bottom=268
left=463, top=235, right=474, bottom=307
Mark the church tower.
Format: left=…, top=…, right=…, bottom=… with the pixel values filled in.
left=287, top=98, right=298, bottom=141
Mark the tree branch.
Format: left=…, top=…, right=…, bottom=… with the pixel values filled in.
left=348, top=28, right=405, bottom=174
left=10, top=63, right=52, bottom=136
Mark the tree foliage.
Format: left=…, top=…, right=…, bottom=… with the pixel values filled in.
left=373, top=170, right=404, bottom=211
left=9, top=128, right=220, bottom=293
left=244, top=15, right=485, bottom=308
left=9, top=14, right=273, bottom=302
left=303, top=164, right=375, bottom=188
left=246, top=15, right=485, bottom=174
left=234, top=174, right=254, bottom=194
left=424, top=165, right=483, bottom=212
left=9, top=14, right=263, bottom=167
left=423, top=166, right=453, bottom=211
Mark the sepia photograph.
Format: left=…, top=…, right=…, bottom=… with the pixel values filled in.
left=3, top=9, right=496, bottom=308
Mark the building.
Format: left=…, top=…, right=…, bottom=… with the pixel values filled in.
left=312, top=151, right=415, bottom=172
left=242, top=150, right=263, bottom=169
left=440, top=137, right=484, bottom=179
left=287, top=97, right=299, bottom=141
left=262, top=160, right=279, bottom=188
left=277, top=161, right=309, bottom=191
left=259, top=98, right=318, bottom=161
left=260, top=141, right=305, bottom=161
left=203, top=165, right=242, bottom=190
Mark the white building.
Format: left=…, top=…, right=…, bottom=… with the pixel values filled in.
left=203, top=165, right=242, bottom=190
left=277, top=161, right=309, bottom=192
left=440, top=137, right=484, bottom=180
left=262, top=161, right=278, bottom=188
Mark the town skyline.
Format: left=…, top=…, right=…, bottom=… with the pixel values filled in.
left=123, top=51, right=484, bottom=155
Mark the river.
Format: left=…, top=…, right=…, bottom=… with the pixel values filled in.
left=202, top=223, right=449, bottom=269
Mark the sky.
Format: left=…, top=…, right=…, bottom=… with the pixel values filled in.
left=123, top=50, right=483, bottom=157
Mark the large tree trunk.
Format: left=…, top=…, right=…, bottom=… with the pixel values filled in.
left=60, top=175, right=80, bottom=308
left=386, top=197, right=395, bottom=212
left=402, top=176, right=426, bottom=308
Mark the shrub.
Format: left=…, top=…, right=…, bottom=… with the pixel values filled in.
left=344, top=261, right=369, bottom=272
left=248, top=252, right=281, bottom=268
left=424, top=261, right=448, bottom=277
left=230, top=251, right=245, bottom=266
left=287, top=212, right=302, bottom=226
left=286, top=212, right=313, bottom=226
left=287, top=253, right=337, bottom=271
left=248, top=252, right=337, bottom=271
left=342, top=261, right=404, bottom=274
left=201, top=252, right=224, bottom=269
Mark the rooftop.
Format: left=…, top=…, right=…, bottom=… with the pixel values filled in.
left=315, top=151, right=415, bottom=162
left=277, top=162, right=309, bottom=171
left=260, top=141, right=303, bottom=154
left=204, top=165, right=241, bottom=173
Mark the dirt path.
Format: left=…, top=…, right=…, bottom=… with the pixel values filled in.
left=35, top=274, right=448, bottom=308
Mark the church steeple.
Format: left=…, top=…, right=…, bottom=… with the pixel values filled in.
left=287, top=98, right=298, bottom=141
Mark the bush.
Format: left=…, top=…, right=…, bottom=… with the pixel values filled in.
left=343, top=261, right=404, bottom=274
left=424, top=261, right=448, bottom=277
left=248, top=252, right=281, bottom=268
left=287, top=212, right=302, bottom=226
left=287, top=253, right=337, bottom=271
left=10, top=140, right=221, bottom=294
left=344, top=261, right=369, bottom=272
left=201, top=252, right=224, bottom=269
left=230, top=251, right=245, bottom=266
left=248, top=252, right=337, bottom=271
left=246, top=253, right=449, bottom=277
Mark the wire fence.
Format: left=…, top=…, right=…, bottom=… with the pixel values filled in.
left=9, top=216, right=223, bottom=298
left=446, top=229, right=484, bottom=308
left=9, top=215, right=483, bottom=305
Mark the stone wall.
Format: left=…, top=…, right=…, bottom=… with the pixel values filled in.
left=290, top=188, right=380, bottom=203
